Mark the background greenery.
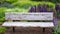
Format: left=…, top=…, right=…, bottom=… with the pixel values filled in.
left=0, top=0, right=60, bottom=34
left=0, top=0, right=55, bottom=22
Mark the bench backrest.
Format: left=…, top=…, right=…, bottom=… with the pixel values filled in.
left=5, top=12, right=53, bottom=21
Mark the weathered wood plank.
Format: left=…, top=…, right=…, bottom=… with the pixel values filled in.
left=5, top=12, right=53, bottom=20
left=2, top=22, right=54, bottom=27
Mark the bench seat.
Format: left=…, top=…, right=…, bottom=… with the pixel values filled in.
left=2, top=22, right=54, bottom=27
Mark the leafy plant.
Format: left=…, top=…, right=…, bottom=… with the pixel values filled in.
left=0, top=27, right=6, bottom=34
left=0, top=7, right=7, bottom=22
left=5, top=0, right=18, bottom=3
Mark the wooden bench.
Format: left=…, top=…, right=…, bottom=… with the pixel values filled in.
left=2, top=12, right=54, bottom=34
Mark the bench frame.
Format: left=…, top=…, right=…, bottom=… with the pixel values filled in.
left=2, top=12, right=54, bottom=33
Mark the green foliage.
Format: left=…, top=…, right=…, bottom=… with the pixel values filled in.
left=13, top=1, right=55, bottom=8
left=6, top=8, right=29, bottom=12
left=53, top=32, right=58, bottom=34
left=6, top=0, right=18, bottom=3
left=31, top=0, right=60, bottom=3
left=0, top=0, right=5, bottom=3
left=0, top=1, right=55, bottom=22
left=0, top=7, right=6, bottom=18
left=49, top=0, right=56, bottom=3
left=57, top=21, right=60, bottom=33
left=51, top=20, right=60, bottom=34
left=57, top=10, right=60, bottom=17
left=0, top=27, right=6, bottom=34
left=0, top=17, right=5, bottom=22
left=0, top=7, right=7, bottom=22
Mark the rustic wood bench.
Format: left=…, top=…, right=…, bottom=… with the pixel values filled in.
left=2, top=12, right=54, bottom=34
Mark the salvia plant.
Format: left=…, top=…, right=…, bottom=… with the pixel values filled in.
left=29, top=4, right=55, bottom=12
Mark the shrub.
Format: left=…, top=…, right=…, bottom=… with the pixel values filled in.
left=13, top=1, right=55, bottom=8
left=0, top=7, right=7, bottom=22
left=0, top=27, right=6, bottom=34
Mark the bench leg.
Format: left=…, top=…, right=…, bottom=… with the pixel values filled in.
left=13, top=27, right=15, bottom=32
left=43, top=28, right=45, bottom=32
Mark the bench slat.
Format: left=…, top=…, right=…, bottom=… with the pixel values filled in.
left=2, top=22, right=54, bottom=27
left=5, top=12, right=53, bottom=20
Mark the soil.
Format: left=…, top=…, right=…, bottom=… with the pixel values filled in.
left=3, top=27, right=52, bottom=34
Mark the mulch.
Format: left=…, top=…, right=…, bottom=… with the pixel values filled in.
left=3, top=27, right=52, bottom=34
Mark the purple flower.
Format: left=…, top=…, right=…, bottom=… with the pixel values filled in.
left=37, top=4, right=48, bottom=12
left=55, top=4, right=60, bottom=10
left=53, top=17, right=57, bottom=26
left=29, top=6, right=36, bottom=12
left=37, top=6, right=48, bottom=12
